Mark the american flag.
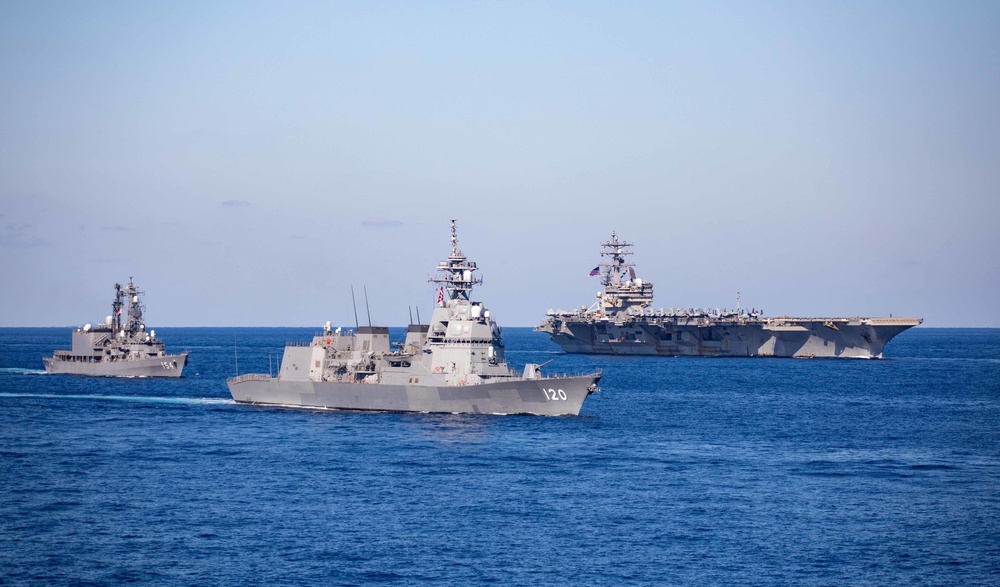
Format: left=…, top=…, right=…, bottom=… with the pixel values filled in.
left=437, top=287, right=444, bottom=305
left=589, top=266, right=600, bottom=276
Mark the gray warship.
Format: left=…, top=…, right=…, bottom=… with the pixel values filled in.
left=537, top=232, right=922, bottom=358
left=227, top=220, right=601, bottom=416
left=43, top=278, right=188, bottom=377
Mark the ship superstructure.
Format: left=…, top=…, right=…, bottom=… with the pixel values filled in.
left=537, top=232, right=922, bottom=358
left=228, top=220, right=601, bottom=415
left=43, top=278, right=188, bottom=377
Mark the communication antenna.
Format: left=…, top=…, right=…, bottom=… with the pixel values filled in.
left=234, top=334, right=239, bottom=376
left=363, top=285, right=372, bottom=327
left=416, top=307, right=422, bottom=326
left=351, top=285, right=360, bottom=330
left=408, top=306, right=414, bottom=325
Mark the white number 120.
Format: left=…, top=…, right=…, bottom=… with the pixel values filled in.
left=543, top=388, right=567, bottom=401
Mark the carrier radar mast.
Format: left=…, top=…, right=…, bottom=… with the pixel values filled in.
left=599, top=231, right=653, bottom=311
left=600, top=231, right=636, bottom=288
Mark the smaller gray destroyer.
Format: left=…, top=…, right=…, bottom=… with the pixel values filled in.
left=228, top=220, right=601, bottom=416
left=43, top=278, right=188, bottom=377
left=537, top=232, right=922, bottom=358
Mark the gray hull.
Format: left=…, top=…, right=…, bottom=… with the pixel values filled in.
left=228, top=374, right=600, bottom=416
left=545, top=319, right=919, bottom=358
left=539, top=231, right=922, bottom=359
left=42, top=353, right=188, bottom=377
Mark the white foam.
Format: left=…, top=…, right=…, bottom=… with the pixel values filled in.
left=0, top=367, right=49, bottom=375
left=0, top=392, right=233, bottom=405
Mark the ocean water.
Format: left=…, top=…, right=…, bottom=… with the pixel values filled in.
left=1, top=327, right=998, bottom=585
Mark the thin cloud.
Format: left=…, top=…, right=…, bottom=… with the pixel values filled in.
left=87, top=257, right=129, bottom=264
left=102, top=225, right=129, bottom=231
left=0, top=223, right=46, bottom=248
left=0, top=235, right=47, bottom=247
left=222, top=199, right=252, bottom=208
left=361, top=219, right=403, bottom=228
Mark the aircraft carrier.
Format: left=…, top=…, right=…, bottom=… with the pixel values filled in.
left=43, top=278, right=188, bottom=377
left=228, top=220, right=601, bottom=415
left=537, top=233, right=921, bottom=358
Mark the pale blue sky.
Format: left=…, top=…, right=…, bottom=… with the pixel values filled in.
left=2, top=1, right=998, bottom=327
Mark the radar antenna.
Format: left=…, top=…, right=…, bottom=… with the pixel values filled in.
left=111, top=277, right=146, bottom=335
left=429, top=219, right=483, bottom=301
left=112, top=282, right=124, bottom=332
left=598, top=231, right=636, bottom=288
left=595, top=231, right=654, bottom=312
left=351, top=286, right=360, bottom=330
left=363, top=286, right=372, bottom=327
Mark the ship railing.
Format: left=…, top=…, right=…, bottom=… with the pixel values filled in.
left=544, top=369, right=602, bottom=380
left=761, top=316, right=922, bottom=324
left=228, top=373, right=273, bottom=384
left=866, top=317, right=923, bottom=324
left=472, top=369, right=602, bottom=384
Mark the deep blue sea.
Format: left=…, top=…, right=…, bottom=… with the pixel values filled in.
left=1, top=327, right=998, bottom=585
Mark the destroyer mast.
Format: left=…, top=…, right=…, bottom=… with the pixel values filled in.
left=430, top=219, right=484, bottom=303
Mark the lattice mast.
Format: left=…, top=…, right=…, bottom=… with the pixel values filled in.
left=429, top=219, right=482, bottom=302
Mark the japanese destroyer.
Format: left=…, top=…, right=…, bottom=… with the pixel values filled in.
left=227, top=220, right=601, bottom=416
left=43, top=278, right=188, bottom=377
left=537, top=233, right=922, bottom=358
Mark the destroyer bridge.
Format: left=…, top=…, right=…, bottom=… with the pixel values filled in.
left=537, top=232, right=921, bottom=358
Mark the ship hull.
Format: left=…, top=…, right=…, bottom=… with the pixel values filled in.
left=543, top=319, right=919, bottom=358
left=42, top=353, right=188, bottom=377
left=227, top=374, right=600, bottom=416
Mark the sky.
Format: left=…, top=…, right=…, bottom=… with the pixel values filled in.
left=1, top=1, right=998, bottom=328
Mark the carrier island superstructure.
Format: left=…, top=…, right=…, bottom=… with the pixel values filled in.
left=227, top=220, right=601, bottom=416
left=537, top=232, right=922, bottom=358
left=43, top=278, right=188, bottom=377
